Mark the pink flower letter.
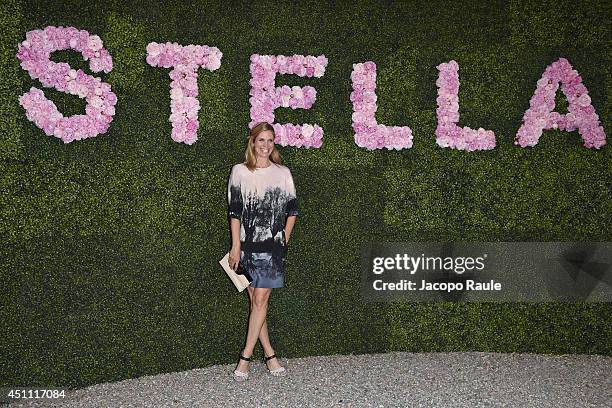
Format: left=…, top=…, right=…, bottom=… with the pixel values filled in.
left=146, top=42, right=223, bottom=145
left=435, top=60, right=495, bottom=151
left=16, top=26, right=116, bottom=143
left=249, top=54, right=327, bottom=148
left=515, top=58, right=606, bottom=149
left=350, top=62, right=413, bottom=150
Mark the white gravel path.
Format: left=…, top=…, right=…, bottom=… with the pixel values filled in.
left=6, top=352, right=611, bottom=407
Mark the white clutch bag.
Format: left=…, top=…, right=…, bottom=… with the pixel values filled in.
left=219, top=252, right=251, bottom=292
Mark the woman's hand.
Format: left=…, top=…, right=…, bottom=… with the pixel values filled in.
left=229, top=245, right=241, bottom=270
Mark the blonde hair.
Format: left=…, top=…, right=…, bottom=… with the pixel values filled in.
left=244, top=122, right=282, bottom=171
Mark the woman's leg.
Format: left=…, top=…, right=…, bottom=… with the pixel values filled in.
left=244, top=286, right=282, bottom=370
left=235, top=287, right=271, bottom=373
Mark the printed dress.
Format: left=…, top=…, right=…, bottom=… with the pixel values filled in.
left=228, top=162, right=298, bottom=288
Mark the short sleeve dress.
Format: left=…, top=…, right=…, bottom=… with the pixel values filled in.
left=227, top=162, right=298, bottom=288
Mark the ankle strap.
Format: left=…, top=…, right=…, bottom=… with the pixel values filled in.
left=263, top=354, right=277, bottom=361
left=240, top=354, right=253, bottom=361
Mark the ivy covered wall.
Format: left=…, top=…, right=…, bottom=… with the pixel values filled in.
left=1, top=0, right=610, bottom=388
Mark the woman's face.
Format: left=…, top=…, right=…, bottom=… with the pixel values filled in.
left=254, top=130, right=275, bottom=161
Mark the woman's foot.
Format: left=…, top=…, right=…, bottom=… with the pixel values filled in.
left=233, top=353, right=252, bottom=381
left=263, top=354, right=286, bottom=376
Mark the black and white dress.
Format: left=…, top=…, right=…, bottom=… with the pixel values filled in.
left=228, top=162, right=298, bottom=288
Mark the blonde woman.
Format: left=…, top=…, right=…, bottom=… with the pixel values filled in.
left=227, top=122, right=298, bottom=381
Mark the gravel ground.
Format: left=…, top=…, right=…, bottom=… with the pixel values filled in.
left=6, top=352, right=611, bottom=408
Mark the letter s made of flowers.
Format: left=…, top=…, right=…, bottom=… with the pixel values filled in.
left=17, top=26, right=117, bottom=143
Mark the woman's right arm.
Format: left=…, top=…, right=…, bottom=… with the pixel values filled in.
left=229, top=218, right=241, bottom=270
left=228, top=165, right=243, bottom=270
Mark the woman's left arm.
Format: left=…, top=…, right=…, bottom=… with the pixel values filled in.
left=285, top=215, right=297, bottom=244
left=284, top=167, right=298, bottom=245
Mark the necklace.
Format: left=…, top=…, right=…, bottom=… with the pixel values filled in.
left=256, top=161, right=272, bottom=169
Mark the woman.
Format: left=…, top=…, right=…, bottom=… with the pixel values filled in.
left=227, top=122, right=298, bottom=381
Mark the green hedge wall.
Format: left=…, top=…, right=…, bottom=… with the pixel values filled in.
left=1, top=0, right=610, bottom=389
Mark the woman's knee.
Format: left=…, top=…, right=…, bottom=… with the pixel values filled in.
left=250, top=288, right=271, bottom=308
